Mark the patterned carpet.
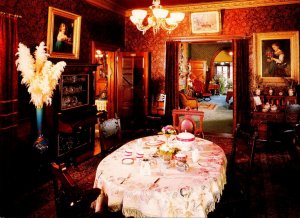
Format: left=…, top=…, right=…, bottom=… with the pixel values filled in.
left=11, top=134, right=300, bottom=218
left=198, top=102, right=218, bottom=110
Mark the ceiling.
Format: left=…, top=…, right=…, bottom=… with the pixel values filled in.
left=85, top=0, right=299, bottom=15
left=112, top=0, right=226, bottom=10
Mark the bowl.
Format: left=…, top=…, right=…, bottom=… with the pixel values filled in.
left=176, top=132, right=195, bottom=151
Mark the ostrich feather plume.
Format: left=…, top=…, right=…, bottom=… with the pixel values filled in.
left=16, top=42, right=66, bottom=108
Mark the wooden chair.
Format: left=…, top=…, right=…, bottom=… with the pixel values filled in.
left=193, top=79, right=212, bottom=101
left=51, top=162, right=101, bottom=218
left=144, top=94, right=167, bottom=134
left=172, top=109, right=204, bottom=138
left=210, top=124, right=255, bottom=217
left=99, top=114, right=122, bottom=155
left=178, top=116, right=197, bottom=134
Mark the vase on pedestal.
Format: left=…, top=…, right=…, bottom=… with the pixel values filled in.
left=33, top=107, right=49, bottom=154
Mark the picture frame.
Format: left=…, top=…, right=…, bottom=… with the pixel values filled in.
left=191, top=11, right=221, bottom=34
left=254, top=31, right=299, bottom=83
left=46, top=7, right=81, bottom=59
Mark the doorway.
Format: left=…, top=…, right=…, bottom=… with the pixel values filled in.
left=116, top=52, right=149, bottom=129
left=182, top=41, right=234, bottom=134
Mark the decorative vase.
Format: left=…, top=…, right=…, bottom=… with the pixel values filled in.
left=288, top=88, right=294, bottom=96
left=33, top=107, right=49, bottom=154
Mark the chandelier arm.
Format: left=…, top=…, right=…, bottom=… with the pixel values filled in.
left=161, top=20, right=178, bottom=32
left=136, top=23, right=153, bottom=34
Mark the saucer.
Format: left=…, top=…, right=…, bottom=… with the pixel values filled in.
left=145, top=140, right=164, bottom=146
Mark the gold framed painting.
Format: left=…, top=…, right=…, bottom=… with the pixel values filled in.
left=191, top=11, right=221, bottom=34
left=46, top=7, right=81, bottom=59
left=254, top=31, right=299, bottom=83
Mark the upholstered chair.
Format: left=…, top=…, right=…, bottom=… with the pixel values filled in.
left=178, top=92, right=198, bottom=109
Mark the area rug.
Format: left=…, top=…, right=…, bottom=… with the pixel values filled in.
left=198, top=102, right=217, bottom=110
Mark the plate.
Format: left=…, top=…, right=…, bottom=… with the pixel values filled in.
left=122, top=158, right=134, bottom=165
left=145, top=140, right=164, bottom=146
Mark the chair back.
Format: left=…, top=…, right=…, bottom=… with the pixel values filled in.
left=172, top=109, right=204, bottom=138
left=152, top=93, right=166, bottom=115
left=193, top=79, right=204, bottom=93
left=178, top=116, right=196, bottom=134
left=178, top=92, right=198, bottom=109
left=285, top=104, right=300, bottom=125
left=99, top=114, right=122, bottom=154
left=51, top=162, right=100, bottom=217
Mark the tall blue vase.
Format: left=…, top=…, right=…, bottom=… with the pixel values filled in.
left=33, top=107, right=49, bottom=154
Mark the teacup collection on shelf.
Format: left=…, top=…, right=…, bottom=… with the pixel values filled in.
left=254, top=85, right=296, bottom=113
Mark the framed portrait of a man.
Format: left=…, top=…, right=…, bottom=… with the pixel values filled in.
left=254, top=31, right=299, bottom=82
left=46, top=7, right=81, bottom=59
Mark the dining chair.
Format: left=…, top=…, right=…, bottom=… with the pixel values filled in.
left=178, top=116, right=196, bottom=134
left=99, top=113, right=122, bottom=155
left=50, top=162, right=101, bottom=218
left=210, top=124, right=255, bottom=218
left=172, top=109, right=204, bottom=138
left=145, top=94, right=167, bottom=134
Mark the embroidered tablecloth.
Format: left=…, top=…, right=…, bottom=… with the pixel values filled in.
left=93, top=135, right=227, bottom=218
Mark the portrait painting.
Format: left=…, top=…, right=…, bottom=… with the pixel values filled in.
left=254, top=31, right=299, bottom=82
left=46, top=7, right=81, bottom=59
left=191, top=11, right=221, bottom=34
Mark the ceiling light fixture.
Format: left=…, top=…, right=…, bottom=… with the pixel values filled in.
left=130, top=0, right=185, bottom=35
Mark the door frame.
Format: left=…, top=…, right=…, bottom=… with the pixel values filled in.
left=170, top=36, right=244, bottom=134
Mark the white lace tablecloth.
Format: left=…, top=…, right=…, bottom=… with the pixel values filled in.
left=93, top=135, right=227, bottom=218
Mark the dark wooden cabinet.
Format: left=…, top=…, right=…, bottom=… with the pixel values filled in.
left=52, top=64, right=97, bottom=162
left=251, top=95, right=297, bottom=140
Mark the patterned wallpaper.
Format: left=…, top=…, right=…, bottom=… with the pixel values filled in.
left=125, top=4, right=300, bottom=92
left=190, top=43, right=232, bottom=66
left=10, top=0, right=125, bottom=119
left=14, top=0, right=124, bottom=64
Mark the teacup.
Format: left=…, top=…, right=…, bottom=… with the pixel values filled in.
left=175, top=153, right=187, bottom=163
left=176, top=161, right=189, bottom=172
left=125, top=148, right=133, bottom=156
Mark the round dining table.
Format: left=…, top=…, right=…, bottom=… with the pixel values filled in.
left=93, top=135, right=227, bottom=218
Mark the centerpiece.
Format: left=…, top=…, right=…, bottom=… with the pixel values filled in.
left=160, top=125, right=177, bottom=145
left=16, top=42, right=66, bottom=153
left=158, top=125, right=179, bottom=162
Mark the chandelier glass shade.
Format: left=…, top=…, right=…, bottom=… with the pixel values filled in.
left=130, top=0, right=185, bottom=34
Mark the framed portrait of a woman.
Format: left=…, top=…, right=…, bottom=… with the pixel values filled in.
left=254, top=31, right=299, bottom=83
left=46, top=7, right=81, bottom=59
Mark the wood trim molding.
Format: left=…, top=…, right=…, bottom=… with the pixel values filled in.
left=85, top=0, right=126, bottom=15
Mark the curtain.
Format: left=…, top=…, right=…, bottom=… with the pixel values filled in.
left=233, top=38, right=250, bottom=128
left=165, top=41, right=179, bottom=123
left=0, top=12, right=19, bottom=215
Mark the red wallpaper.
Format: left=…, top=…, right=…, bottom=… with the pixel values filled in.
left=125, top=4, right=300, bottom=91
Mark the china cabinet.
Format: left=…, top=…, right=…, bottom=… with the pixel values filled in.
left=53, top=64, right=97, bottom=162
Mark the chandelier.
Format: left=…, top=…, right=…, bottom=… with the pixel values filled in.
left=130, top=0, right=185, bottom=35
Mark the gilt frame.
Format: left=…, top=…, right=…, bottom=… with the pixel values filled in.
left=46, top=7, right=81, bottom=59
left=253, top=31, right=299, bottom=83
